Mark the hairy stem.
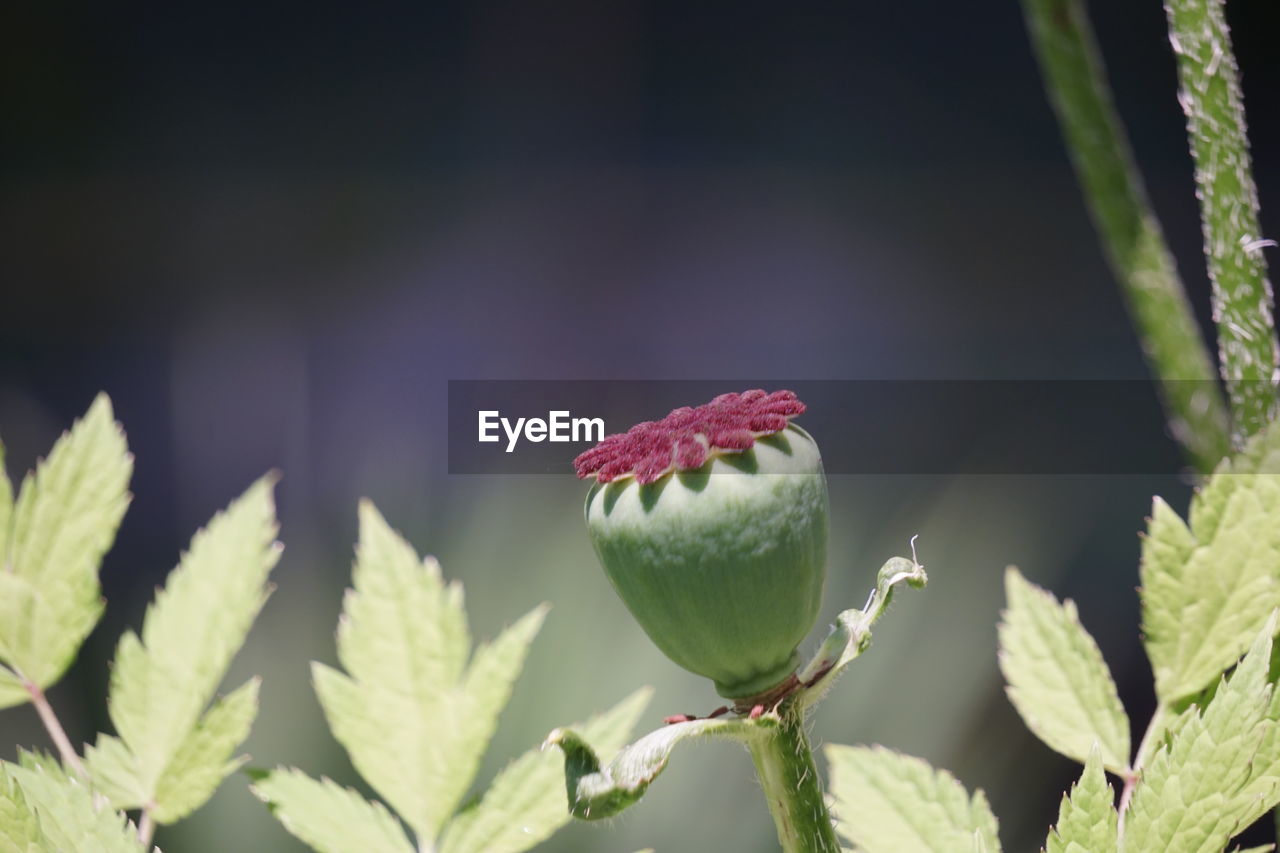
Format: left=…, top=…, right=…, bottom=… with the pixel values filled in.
left=747, top=704, right=840, bottom=853
left=24, top=680, right=88, bottom=779
left=1022, top=0, right=1230, bottom=471
left=1165, top=0, right=1278, bottom=441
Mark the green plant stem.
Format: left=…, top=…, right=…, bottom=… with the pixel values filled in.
left=1164, top=0, right=1278, bottom=442
left=747, top=704, right=840, bottom=853
left=24, top=680, right=88, bottom=780
left=1022, top=0, right=1231, bottom=471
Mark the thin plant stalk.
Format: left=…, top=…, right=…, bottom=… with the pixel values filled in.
left=747, top=702, right=841, bottom=853
left=1022, top=0, right=1231, bottom=470
left=1164, top=0, right=1279, bottom=442
left=137, top=811, right=155, bottom=847
left=24, top=681, right=88, bottom=779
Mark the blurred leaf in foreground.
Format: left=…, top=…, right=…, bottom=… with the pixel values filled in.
left=0, top=394, right=132, bottom=708
left=257, top=500, right=649, bottom=853
left=3, top=750, right=141, bottom=853
left=85, top=476, right=280, bottom=826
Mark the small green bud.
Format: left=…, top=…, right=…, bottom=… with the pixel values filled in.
left=576, top=391, right=828, bottom=700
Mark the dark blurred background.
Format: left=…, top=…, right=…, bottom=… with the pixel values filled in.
left=2, top=1, right=1278, bottom=850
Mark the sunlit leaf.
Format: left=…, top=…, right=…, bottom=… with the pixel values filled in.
left=0, top=763, right=42, bottom=853
left=87, top=476, right=278, bottom=823
left=4, top=752, right=141, bottom=853
left=826, top=745, right=1001, bottom=853
left=313, top=501, right=546, bottom=842
left=1044, top=747, right=1117, bottom=853
left=1142, top=421, right=1280, bottom=702
left=250, top=768, right=414, bottom=853
left=999, top=567, right=1129, bottom=771
left=151, top=677, right=260, bottom=822
left=1125, top=621, right=1280, bottom=853
left=0, top=395, right=131, bottom=706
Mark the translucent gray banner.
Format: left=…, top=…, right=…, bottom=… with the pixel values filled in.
left=446, top=380, right=1251, bottom=476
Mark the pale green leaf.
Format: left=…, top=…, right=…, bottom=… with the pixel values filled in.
left=1124, top=622, right=1280, bottom=853
left=1208, top=623, right=1280, bottom=834
left=0, top=765, right=42, bottom=853
left=1141, top=420, right=1280, bottom=702
left=0, top=666, right=27, bottom=711
left=313, top=501, right=546, bottom=842
left=0, top=394, right=131, bottom=702
left=439, top=687, right=652, bottom=853
left=0, top=572, right=99, bottom=713
left=548, top=712, right=768, bottom=822
left=250, top=767, right=414, bottom=853
left=14, top=750, right=66, bottom=777
left=3, top=754, right=141, bottom=853
left=999, top=568, right=1130, bottom=771
left=84, top=734, right=147, bottom=811
left=1044, top=747, right=1117, bottom=853
left=151, top=677, right=260, bottom=822
left=102, top=476, right=279, bottom=817
left=826, top=745, right=1001, bottom=853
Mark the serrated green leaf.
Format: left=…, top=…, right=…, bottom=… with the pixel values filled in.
left=0, top=395, right=131, bottom=706
left=1205, top=621, right=1280, bottom=836
left=549, top=712, right=768, bottom=822
left=4, top=754, right=141, bottom=853
left=95, top=476, right=278, bottom=822
left=0, top=573, right=90, bottom=712
left=15, top=750, right=66, bottom=776
left=998, top=568, right=1130, bottom=772
left=439, top=687, right=652, bottom=853
left=250, top=767, right=414, bottom=853
left=313, top=501, right=546, bottom=843
left=1124, top=621, right=1280, bottom=853
left=1045, top=747, right=1117, bottom=853
left=151, top=676, right=260, bottom=822
left=0, top=765, right=43, bottom=853
left=83, top=734, right=148, bottom=811
left=826, top=745, right=1001, bottom=853
left=0, top=669, right=24, bottom=709
left=1142, top=421, right=1280, bottom=703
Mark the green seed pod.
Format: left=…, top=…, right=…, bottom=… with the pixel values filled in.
left=575, top=391, right=828, bottom=700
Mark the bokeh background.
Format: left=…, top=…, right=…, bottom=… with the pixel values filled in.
left=3, top=1, right=1279, bottom=850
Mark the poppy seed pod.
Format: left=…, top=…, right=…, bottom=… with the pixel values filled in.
left=575, top=390, right=828, bottom=700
